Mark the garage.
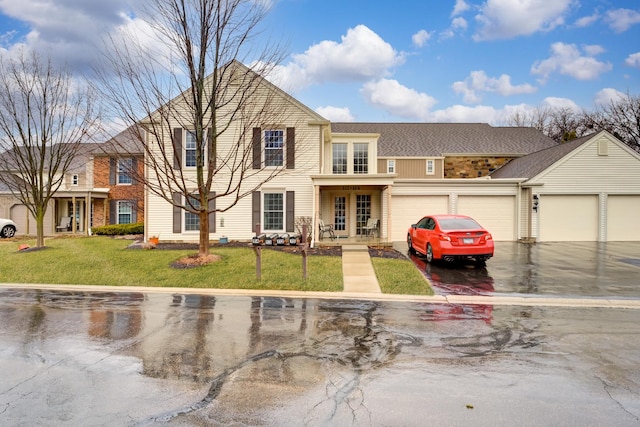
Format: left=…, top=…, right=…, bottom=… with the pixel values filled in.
left=607, top=195, right=640, bottom=241
left=539, top=195, right=598, bottom=242
left=456, top=195, right=516, bottom=241
left=9, top=204, right=28, bottom=236
left=391, top=195, right=448, bottom=241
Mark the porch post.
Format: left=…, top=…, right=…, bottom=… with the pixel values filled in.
left=71, top=196, right=76, bottom=233
left=313, top=184, right=320, bottom=248
left=386, top=185, right=392, bottom=243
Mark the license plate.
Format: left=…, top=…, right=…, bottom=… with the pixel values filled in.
left=463, top=238, right=474, bottom=244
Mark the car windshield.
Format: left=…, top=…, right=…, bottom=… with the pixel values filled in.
left=438, top=217, right=482, bottom=230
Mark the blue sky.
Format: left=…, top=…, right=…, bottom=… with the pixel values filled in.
left=0, top=0, right=638, bottom=124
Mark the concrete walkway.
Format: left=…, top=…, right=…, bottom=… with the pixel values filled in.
left=341, top=245, right=381, bottom=293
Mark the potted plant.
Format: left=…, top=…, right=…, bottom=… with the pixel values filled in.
left=149, top=235, right=159, bottom=246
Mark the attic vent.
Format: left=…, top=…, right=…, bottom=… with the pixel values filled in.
left=598, top=140, right=608, bottom=156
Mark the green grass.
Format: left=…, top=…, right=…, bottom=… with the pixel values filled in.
left=0, top=236, right=433, bottom=295
left=371, top=257, right=434, bottom=296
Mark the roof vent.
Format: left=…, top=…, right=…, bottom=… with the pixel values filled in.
left=598, top=140, right=608, bottom=156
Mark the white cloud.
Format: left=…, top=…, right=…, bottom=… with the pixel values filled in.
left=541, top=97, right=581, bottom=112
left=428, top=104, right=503, bottom=123
left=452, top=0, right=470, bottom=17
left=625, top=52, right=640, bottom=68
left=360, top=79, right=437, bottom=121
left=605, top=8, right=640, bottom=33
left=573, top=13, right=599, bottom=28
left=412, top=29, right=432, bottom=48
left=594, top=88, right=626, bottom=106
left=583, top=44, right=605, bottom=56
left=315, top=106, right=354, bottom=122
left=531, top=42, right=612, bottom=82
left=473, top=0, right=573, bottom=41
left=451, top=17, right=468, bottom=31
left=274, top=25, right=403, bottom=92
left=452, top=70, right=537, bottom=104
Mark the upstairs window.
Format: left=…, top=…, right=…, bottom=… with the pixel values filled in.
left=332, top=144, right=347, bottom=174
left=185, top=132, right=197, bottom=167
left=72, top=174, right=79, bottom=186
left=353, top=143, right=368, bottom=174
left=264, top=130, right=284, bottom=167
left=387, top=159, right=395, bottom=174
left=426, top=159, right=435, bottom=175
left=118, top=158, right=133, bottom=184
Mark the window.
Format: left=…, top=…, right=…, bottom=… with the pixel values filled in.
left=426, top=159, right=435, bottom=175
left=332, top=144, right=347, bottom=174
left=185, top=131, right=197, bottom=167
left=72, top=174, right=79, bottom=186
left=264, top=130, right=284, bottom=167
left=117, top=201, right=133, bottom=224
left=387, top=159, right=395, bottom=174
left=118, top=158, right=133, bottom=184
left=353, top=143, right=368, bottom=174
left=184, top=195, right=200, bottom=231
left=263, top=192, right=283, bottom=230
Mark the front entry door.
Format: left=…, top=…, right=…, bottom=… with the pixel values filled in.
left=333, top=196, right=347, bottom=237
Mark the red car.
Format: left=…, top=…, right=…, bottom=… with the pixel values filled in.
left=407, top=214, right=494, bottom=263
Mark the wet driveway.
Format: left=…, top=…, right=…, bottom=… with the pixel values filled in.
left=1, top=287, right=639, bottom=426
left=406, top=241, right=640, bottom=297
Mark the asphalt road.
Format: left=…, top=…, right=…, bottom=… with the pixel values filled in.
left=1, top=287, right=639, bottom=426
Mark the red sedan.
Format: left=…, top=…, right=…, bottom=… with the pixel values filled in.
left=407, top=214, right=494, bottom=263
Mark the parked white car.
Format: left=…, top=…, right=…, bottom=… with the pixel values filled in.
left=0, top=218, right=17, bottom=238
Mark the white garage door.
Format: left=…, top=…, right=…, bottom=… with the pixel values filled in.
left=539, top=195, right=598, bottom=241
left=391, top=195, right=448, bottom=241
left=457, top=196, right=516, bottom=241
left=608, top=195, right=640, bottom=241
left=10, top=204, right=28, bottom=236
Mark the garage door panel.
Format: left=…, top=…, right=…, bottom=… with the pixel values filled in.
left=457, top=196, right=515, bottom=241
left=608, top=196, right=640, bottom=241
left=539, top=195, right=597, bottom=242
left=391, top=196, right=448, bottom=241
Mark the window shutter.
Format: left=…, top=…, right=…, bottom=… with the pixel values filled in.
left=132, top=200, right=138, bottom=223
left=109, top=200, right=116, bottom=224
left=208, top=128, right=216, bottom=170
left=109, top=158, right=116, bottom=185
left=286, top=191, right=295, bottom=232
left=208, top=192, right=216, bottom=233
left=286, top=127, right=295, bottom=169
left=173, top=128, right=183, bottom=169
left=252, top=191, right=261, bottom=232
left=172, top=192, right=181, bottom=233
left=131, top=158, right=137, bottom=185
left=252, top=127, right=261, bottom=169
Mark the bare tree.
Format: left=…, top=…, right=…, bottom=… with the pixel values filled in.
left=505, top=105, right=589, bottom=143
left=96, top=0, right=294, bottom=257
left=584, top=92, right=640, bottom=152
left=0, top=50, right=99, bottom=247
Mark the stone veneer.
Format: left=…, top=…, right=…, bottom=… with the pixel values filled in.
left=444, top=156, right=514, bottom=178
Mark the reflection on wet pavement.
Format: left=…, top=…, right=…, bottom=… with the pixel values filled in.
left=1, top=288, right=640, bottom=426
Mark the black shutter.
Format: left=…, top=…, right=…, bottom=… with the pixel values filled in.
left=109, top=200, right=116, bottom=224
left=131, top=199, right=138, bottom=223
left=252, top=191, right=261, bottom=232
left=286, top=191, right=295, bottom=232
left=252, top=127, right=261, bottom=169
left=131, top=158, right=137, bottom=185
left=208, top=128, right=216, bottom=170
left=173, top=128, right=182, bottom=169
left=208, top=192, right=216, bottom=233
left=109, top=158, right=116, bottom=185
left=172, top=192, right=181, bottom=233
left=286, top=127, right=295, bottom=169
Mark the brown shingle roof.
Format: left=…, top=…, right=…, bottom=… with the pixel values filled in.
left=330, top=122, right=557, bottom=156
left=490, top=134, right=593, bottom=179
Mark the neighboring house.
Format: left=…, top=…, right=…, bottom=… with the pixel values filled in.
left=138, top=64, right=640, bottom=244
left=92, top=128, right=145, bottom=228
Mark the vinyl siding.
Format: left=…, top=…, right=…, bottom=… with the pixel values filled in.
left=377, top=158, right=443, bottom=178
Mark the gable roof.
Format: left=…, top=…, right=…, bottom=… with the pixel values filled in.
left=330, top=122, right=557, bottom=157
left=490, top=134, right=593, bottom=179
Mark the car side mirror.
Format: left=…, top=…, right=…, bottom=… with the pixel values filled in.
left=410, top=224, right=417, bottom=229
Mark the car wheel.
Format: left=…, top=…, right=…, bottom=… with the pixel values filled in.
left=1, top=226, right=16, bottom=238
left=426, top=243, right=433, bottom=263
left=407, top=234, right=415, bottom=253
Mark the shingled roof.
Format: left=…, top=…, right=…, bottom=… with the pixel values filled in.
left=330, top=122, right=557, bottom=157
left=490, top=134, right=593, bottom=179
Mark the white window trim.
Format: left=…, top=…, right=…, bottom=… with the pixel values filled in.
left=263, top=129, right=285, bottom=168
left=387, top=159, right=395, bottom=174
left=117, top=158, right=133, bottom=185
left=261, top=190, right=286, bottom=233
left=72, top=174, right=79, bottom=186
left=117, top=200, right=132, bottom=225
left=183, top=194, right=200, bottom=233
left=426, top=159, right=435, bottom=175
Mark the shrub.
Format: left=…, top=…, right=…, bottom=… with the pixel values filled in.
left=92, top=223, right=144, bottom=236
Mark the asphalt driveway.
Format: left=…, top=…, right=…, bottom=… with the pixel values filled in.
left=399, top=241, right=640, bottom=298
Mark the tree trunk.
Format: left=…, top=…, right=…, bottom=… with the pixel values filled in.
left=199, top=210, right=210, bottom=256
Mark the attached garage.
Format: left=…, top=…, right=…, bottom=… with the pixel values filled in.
left=391, top=195, right=448, bottom=241
left=10, top=204, right=28, bottom=236
left=457, top=195, right=516, bottom=241
left=538, top=195, right=598, bottom=242
left=607, top=195, right=640, bottom=241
